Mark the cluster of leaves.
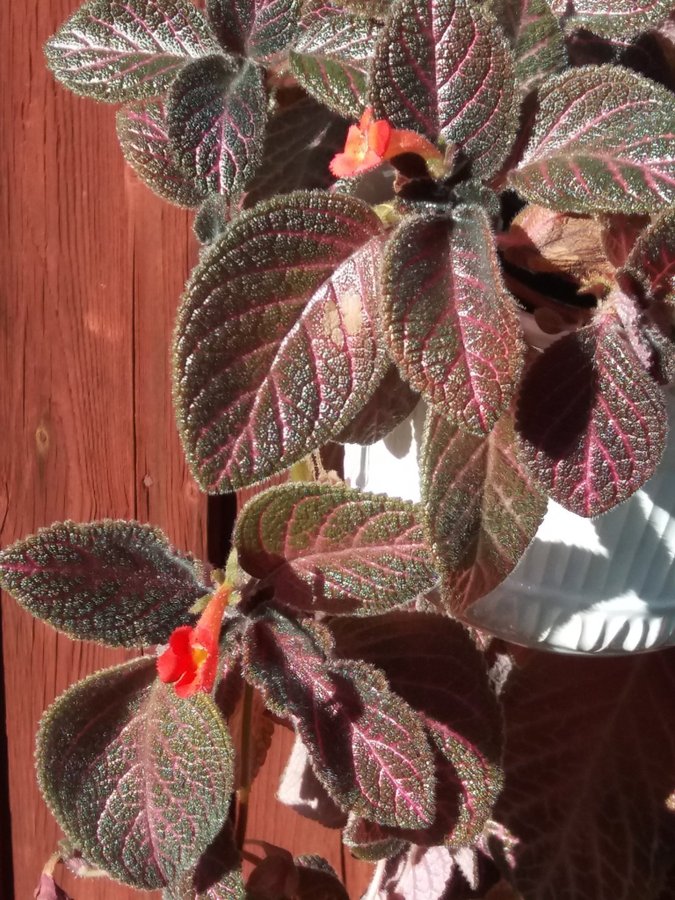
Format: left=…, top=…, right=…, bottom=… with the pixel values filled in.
left=10, top=0, right=675, bottom=896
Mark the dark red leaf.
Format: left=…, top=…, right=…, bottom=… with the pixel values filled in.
left=382, top=208, right=525, bottom=435
left=370, top=0, right=517, bottom=177
left=516, top=312, right=667, bottom=516
left=548, top=0, right=672, bottom=39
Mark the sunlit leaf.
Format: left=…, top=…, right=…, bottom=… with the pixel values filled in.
left=421, top=408, right=547, bottom=616
left=510, top=66, right=675, bottom=214
left=234, top=482, right=437, bottom=614
left=0, top=520, right=207, bottom=647
left=547, top=0, right=672, bottom=39
left=515, top=312, right=667, bottom=516
left=244, top=95, right=348, bottom=205
left=622, top=206, right=675, bottom=305
left=382, top=206, right=524, bottom=435
left=290, top=12, right=380, bottom=118
left=331, top=611, right=503, bottom=847
left=164, top=823, right=244, bottom=898
left=342, top=814, right=407, bottom=861
left=117, top=100, right=207, bottom=207
left=335, top=363, right=420, bottom=445
left=207, top=0, right=300, bottom=58
left=487, top=0, right=566, bottom=95
left=45, top=0, right=220, bottom=102
left=498, top=650, right=675, bottom=900
left=37, top=659, right=234, bottom=891
left=370, top=0, right=517, bottom=178
left=174, top=191, right=386, bottom=492
left=242, top=608, right=437, bottom=828
left=167, top=56, right=266, bottom=200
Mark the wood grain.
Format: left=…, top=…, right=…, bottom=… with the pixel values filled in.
left=1, top=2, right=372, bottom=897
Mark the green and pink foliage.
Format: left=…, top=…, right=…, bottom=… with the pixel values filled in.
left=5, top=0, right=675, bottom=895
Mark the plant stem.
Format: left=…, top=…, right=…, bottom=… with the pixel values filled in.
left=235, top=679, right=255, bottom=853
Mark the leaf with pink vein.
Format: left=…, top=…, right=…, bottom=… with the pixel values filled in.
left=547, top=0, right=672, bottom=39
left=421, top=408, right=547, bottom=616
left=173, top=191, right=387, bottom=493
left=369, top=0, right=517, bottom=178
left=510, top=66, right=675, bottom=213
left=382, top=206, right=524, bottom=435
left=241, top=607, right=437, bottom=828
left=36, top=659, right=234, bottom=891
left=167, top=56, right=267, bottom=200
left=515, top=311, right=667, bottom=516
left=233, top=481, right=437, bottom=614
left=45, top=0, right=221, bottom=102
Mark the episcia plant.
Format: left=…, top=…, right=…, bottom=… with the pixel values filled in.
left=3, top=0, right=675, bottom=897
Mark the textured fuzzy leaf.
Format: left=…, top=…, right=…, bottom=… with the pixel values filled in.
left=242, top=608, right=437, bottom=828
left=174, top=191, right=385, bottom=492
left=516, top=312, right=667, bottom=516
left=244, top=96, right=348, bottom=205
left=207, top=0, right=300, bottom=57
left=548, top=0, right=672, bottom=39
left=45, top=0, right=221, bottom=102
left=331, top=612, right=503, bottom=847
left=335, top=363, right=420, bottom=445
left=370, top=0, right=517, bottom=178
left=342, top=814, right=407, bottom=861
left=0, top=520, right=206, bottom=647
left=382, top=207, right=525, bottom=435
left=277, top=734, right=348, bottom=828
left=164, top=822, right=244, bottom=899
left=498, top=650, right=675, bottom=900
left=117, top=100, right=207, bottom=207
left=510, top=66, right=675, bottom=214
left=295, top=856, right=349, bottom=899
left=234, top=482, right=437, bottom=614
left=167, top=56, right=266, bottom=199
left=623, top=206, right=675, bottom=305
left=487, top=0, right=566, bottom=95
left=290, top=13, right=380, bottom=118
left=421, top=409, right=547, bottom=616
left=36, top=659, right=234, bottom=891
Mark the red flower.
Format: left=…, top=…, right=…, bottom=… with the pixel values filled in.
left=330, top=107, right=443, bottom=178
left=157, top=582, right=231, bottom=698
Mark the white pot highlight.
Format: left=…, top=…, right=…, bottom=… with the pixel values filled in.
left=343, top=397, right=675, bottom=655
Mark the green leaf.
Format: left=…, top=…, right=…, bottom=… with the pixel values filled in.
left=244, top=95, right=348, bottom=206
left=515, top=311, right=667, bottom=516
left=382, top=206, right=525, bottom=435
left=0, top=520, right=207, bottom=647
left=487, top=0, right=567, bottom=95
left=548, top=0, right=672, bottom=40
left=369, top=0, right=517, bottom=178
left=622, top=206, right=675, bottom=305
left=36, top=659, right=234, bottom=891
left=167, top=56, right=267, bottom=200
left=45, top=0, right=221, bottom=103
left=510, top=66, right=675, bottom=214
left=117, top=100, right=207, bottom=207
left=207, top=0, right=300, bottom=58
left=234, top=482, right=438, bottom=614
left=164, top=822, right=245, bottom=899
left=290, top=12, right=380, bottom=118
left=242, top=608, right=437, bottom=828
left=173, top=191, right=386, bottom=492
left=421, top=408, right=547, bottom=616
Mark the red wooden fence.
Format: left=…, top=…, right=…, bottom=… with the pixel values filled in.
left=0, top=2, right=371, bottom=896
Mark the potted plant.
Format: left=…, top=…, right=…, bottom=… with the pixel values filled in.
left=3, top=0, right=675, bottom=897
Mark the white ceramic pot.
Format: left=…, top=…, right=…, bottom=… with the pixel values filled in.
left=343, top=397, right=675, bottom=655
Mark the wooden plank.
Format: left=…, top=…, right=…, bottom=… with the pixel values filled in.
left=1, top=3, right=373, bottom=897
left=0, top=1, right=205, bottom=896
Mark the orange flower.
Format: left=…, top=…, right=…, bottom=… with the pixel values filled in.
left=157, top=582, right=231, bottom=698
left=330, top=107, right=442, bottom=178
